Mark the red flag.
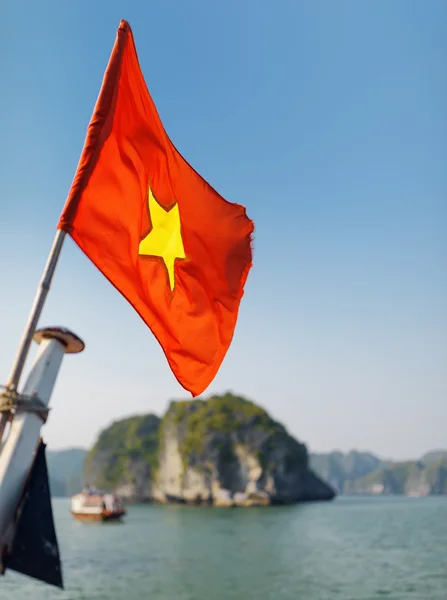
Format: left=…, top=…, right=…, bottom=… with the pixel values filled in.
left=58, top=21, right=253, bottom=396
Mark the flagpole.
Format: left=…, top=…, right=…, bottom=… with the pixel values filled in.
left=5, top=229, right=67, bottom=392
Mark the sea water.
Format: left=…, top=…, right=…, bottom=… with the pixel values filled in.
left=1, top=496, right=446, bottom=600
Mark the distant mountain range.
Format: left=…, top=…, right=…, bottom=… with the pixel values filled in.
left=46, top=446, right=447, bottom=498
left=47, top=448, right=87, bottom=497
left=309, top=451, right=383, bottom=493
left=309, top=450, right=447, bottom=496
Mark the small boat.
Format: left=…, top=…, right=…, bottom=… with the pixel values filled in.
left=71, top=487, right=126, bottom=522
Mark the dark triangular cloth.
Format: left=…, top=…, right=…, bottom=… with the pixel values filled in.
left=4, top=439, right=63, bottom=588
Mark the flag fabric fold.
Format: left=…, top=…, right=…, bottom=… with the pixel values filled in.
left=58, top=20, right=253, bottom=396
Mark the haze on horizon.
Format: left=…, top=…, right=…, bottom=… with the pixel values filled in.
left=1, top=1, right=445, bottom=461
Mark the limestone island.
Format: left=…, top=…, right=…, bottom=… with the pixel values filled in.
left=85, top=393, right=336, bottom=507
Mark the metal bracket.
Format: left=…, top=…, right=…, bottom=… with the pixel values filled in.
left=0, top=388, right=49, bottom=424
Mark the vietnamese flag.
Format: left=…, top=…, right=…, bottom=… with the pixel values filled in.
left=58, top=20, right=253, bottom=396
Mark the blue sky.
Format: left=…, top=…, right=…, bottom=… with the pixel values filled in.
left=1, top=0, right=445, bottom=459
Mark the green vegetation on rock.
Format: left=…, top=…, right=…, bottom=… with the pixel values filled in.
left=163, top=393, right=293, bottom=469
left=421, top=450, right=447, bottom=466
left=84, top=414, right=160, bottom=489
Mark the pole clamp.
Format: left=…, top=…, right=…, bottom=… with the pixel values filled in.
left=0, top=387, right=49, bottom=424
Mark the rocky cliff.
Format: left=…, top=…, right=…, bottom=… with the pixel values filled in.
left=85, top=393, right=335, bottom=506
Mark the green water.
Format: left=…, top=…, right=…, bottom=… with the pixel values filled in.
left=1, top=496, right=446, bottom=600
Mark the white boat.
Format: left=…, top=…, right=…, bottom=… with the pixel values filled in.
left=71, top=487, right=126, bottom=522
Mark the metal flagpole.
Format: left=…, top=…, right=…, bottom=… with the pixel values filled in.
left=5, top=229, right=67, bottom=392
left=0, top=229, right=67, bottom=441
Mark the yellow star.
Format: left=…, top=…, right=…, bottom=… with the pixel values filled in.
left=139, top=187, right=186, bottom=291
